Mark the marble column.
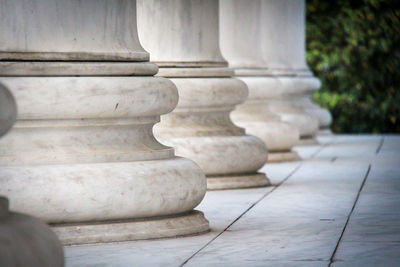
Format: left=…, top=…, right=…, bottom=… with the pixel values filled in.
left=259, top=0, right=331, bottom=144
left=287, top=0, right=333, bottom=135
left=219, top=0, right=301, bottom=162
left=0, top=0, right=209, bottom=245
left=137, top=0, right=270, bottom=190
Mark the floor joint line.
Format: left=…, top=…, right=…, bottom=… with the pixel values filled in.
left=328, top=164, right=372, bottom=266
left=180, top=163, right=303, bottom=266
left=376, top=136, right=384, bottom=154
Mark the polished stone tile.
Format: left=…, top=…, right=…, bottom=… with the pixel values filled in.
left=65, top=187, right=275, bottom=267
left=186, top=218, right=345, bottom=265
left=251, top=161, right=369, bottom=219
left=332, top=241, right=400, bottom=267
left=354, top=192, right=400, bottom=215
left=298, top=135, right=381, bottom=162
left=199, top=188, right=272, bottom=230
left=361, top=163, right=400, bottom=195
left=66, top=236, right=206, bottom=267
left=187, top=259, right=329, bottom=267
left=260, top=161, right=301, bottom=185
left=315, top=142, right=381, bottom=162
left=334, top=161, right=400, bottom=259
left=375, top=152, right=400, bottom=166
left=342, top=213, right=400, bottom=242
left=334, top=134, right=382, bottom=143
left=380, top=135, right=400, bottom=153
left=65, top=135, right=400, bottom=267
left=332, top=135, right=400, bottom=266
left=317, top=135, right=336, bottom=145
left=293, top=145, right=322, bottom=159
left=184, top=160, right=369, bottom=265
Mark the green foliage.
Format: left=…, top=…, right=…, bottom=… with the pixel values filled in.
left=306, top=0, right=400, bottom=133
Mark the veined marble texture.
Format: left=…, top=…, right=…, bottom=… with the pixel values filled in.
left=219, top=0, right=301, bottom=161
left=0, top=0, right=209, bottom=245
left=137, top=0, right=270, bottom=189
left=260, top=0, right=332, bottom=141
left=0, top=0, right=146, bottom=61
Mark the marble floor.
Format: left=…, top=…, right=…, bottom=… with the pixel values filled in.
left=65, top=134, right=400, bottom=267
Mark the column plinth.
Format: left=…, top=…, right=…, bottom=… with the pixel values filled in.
left=0, top=0, right=209, bottom=245
left=138, top=0, right=270, bottom=189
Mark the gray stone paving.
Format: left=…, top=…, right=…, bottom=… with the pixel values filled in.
left=65, top=135, right=400, bottom=267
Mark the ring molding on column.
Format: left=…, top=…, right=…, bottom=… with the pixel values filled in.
left=0, top=76, right=209, bottom=244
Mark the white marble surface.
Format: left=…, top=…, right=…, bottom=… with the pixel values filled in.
left=258, top=0, right=331, bottom=135
left=0, top=0, right=147, bottom=61
left=332, top=242, right=400, bottom=267
left=219, top=0, right=301, bottom=158
left=65, top=135, right=400, bottom=266
left=137, top=0, right=269, bottom=189
left=0, top=0, right=210, bottom=244
left=137, top=0, right=226, bottom=66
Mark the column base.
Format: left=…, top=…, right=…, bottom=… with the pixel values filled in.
left=207, top=173, right=270, bottom=190
left=52, top=210, right=209, bottom=245
left=268, top=151, right=301, bottom=162
left=297, top=137, right=320, bottom=146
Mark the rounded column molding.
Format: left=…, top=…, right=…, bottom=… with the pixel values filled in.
left=0, top=0, right=209, bottom=245
left=219, top=0, right=301, bottom=161
left=138, top=0, right=270, bottom=189
left=260, top=0, right=332, bottom=142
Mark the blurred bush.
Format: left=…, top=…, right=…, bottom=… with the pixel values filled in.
left=306, top=0, right=400, bottom=133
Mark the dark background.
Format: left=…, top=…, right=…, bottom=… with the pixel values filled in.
left=306, top=0, right=400, bottom=133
